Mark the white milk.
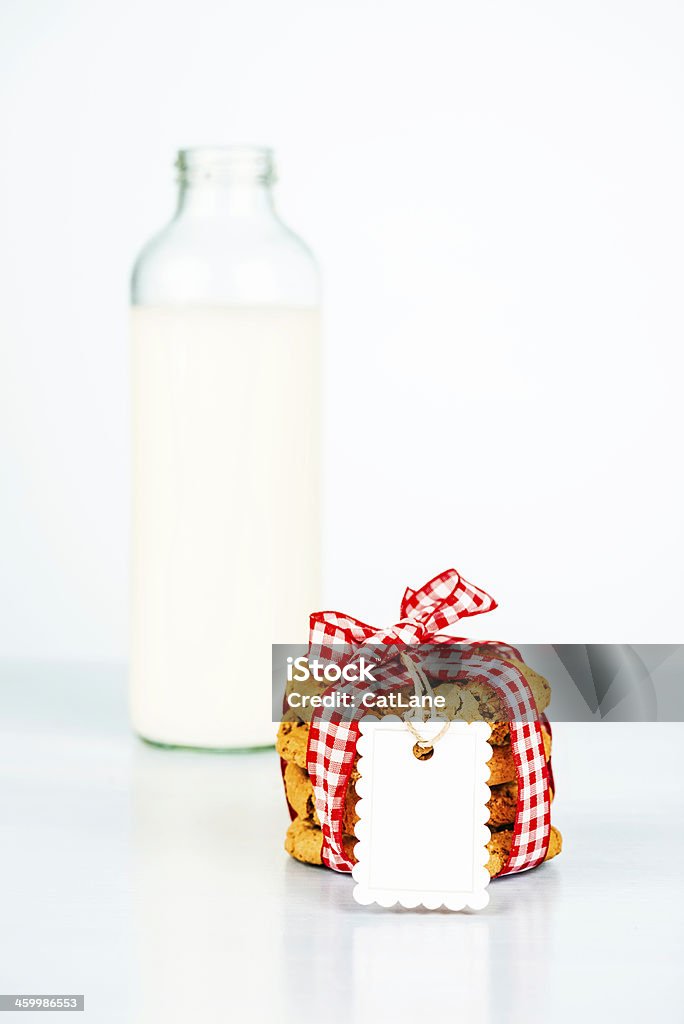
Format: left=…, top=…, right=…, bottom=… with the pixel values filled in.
left=131, top=306, right=320, bottom=748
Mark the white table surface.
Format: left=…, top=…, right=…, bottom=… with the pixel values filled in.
left=1, top=661, right=681, bottom=1023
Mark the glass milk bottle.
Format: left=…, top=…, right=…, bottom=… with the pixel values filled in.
left=130, top=146, right=320, bottom=750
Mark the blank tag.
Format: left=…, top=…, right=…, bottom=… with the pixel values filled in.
left=352, top=717, right=492, bottom=911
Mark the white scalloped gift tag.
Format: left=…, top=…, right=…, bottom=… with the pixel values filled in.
left=352, top=717, right=492, bottom=911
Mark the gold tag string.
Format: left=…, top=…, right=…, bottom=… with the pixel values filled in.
left=399, top=652, right=451, bottom=750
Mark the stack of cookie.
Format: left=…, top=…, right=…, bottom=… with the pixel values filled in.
left=278, top=657, right=562, bottom=876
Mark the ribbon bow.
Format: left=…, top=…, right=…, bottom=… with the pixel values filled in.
left=309, top=568, right=500, bottom=663
left=301, top=568, right=552, bottom=879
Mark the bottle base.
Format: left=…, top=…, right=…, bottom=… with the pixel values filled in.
left=136, top=732, right=275, bottom=755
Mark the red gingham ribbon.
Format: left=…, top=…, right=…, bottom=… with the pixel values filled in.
left=306, top=569, right=552, bottom=876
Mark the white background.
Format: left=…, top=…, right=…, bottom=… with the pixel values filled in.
left=1, top=0, right=683, bottom=659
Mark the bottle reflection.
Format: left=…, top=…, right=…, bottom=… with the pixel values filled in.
left=131, top=744, right=283, bottom=1023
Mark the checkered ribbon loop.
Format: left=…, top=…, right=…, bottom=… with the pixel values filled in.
left=309, top=568, right=497, bottom=666
left=306, top=569, right=552, bottom=877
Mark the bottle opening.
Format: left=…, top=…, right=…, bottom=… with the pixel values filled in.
left=176, top=145, right=275, bottom=186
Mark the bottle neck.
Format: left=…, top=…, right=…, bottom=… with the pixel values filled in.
left=176, top=179, right=276, bottom=219
left=175, top=146, right=277, bottom=221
